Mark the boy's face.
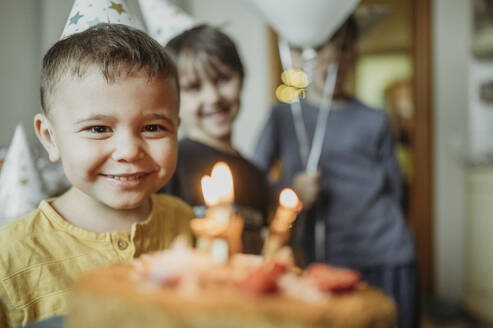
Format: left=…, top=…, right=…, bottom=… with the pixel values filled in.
left=178, top=55, right=241, bottom=142
left=37, top=68, right=179, bottom=210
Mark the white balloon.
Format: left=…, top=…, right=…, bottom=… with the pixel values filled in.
left=241, top=0, right=359, bottom=48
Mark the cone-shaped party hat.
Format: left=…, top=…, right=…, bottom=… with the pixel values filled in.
left=138, top=0, right=196, bottom=45
left=61, top=0, right=138, bottom=39
left=0, top=125, right=47, bottom=226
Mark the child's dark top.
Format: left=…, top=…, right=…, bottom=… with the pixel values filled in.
left=160, top=138, right=272, bottom=254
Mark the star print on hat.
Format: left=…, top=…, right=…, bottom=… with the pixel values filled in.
left=138, top=0, right=196, bottom=45
left=0, top=124, right=48, bottom=226
left=61, top=0, right=137, bottom=39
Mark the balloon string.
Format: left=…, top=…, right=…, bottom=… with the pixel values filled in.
left=309, top=60, right=338, bottom=263
left=277, top=39, right=340, bottom=174
left=309, top=24, right=350, bottom=262
left=305, top=20, right=351, bottom=174
left=278, top=39, right=310, bottom=167
left=305, top=62, right=339, bottom=174
left=278, top=36, right=341, bottom=263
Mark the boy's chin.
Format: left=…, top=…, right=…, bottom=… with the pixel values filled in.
left=102, top=195, right=150, bottom=211
left=205, top=126, right=232, bottom=140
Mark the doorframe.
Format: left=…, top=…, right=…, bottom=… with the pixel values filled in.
left=410, top=0, right=434, bottom=293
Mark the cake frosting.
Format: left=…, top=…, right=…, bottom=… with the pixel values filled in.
left=67, top=239, right=396, bottom=328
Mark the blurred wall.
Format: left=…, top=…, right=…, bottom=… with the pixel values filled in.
left=433, top=0, right=469, bottom=301
left=40, top=1, right=73, bottom=56
left=0, top=1, right=42, bottom=147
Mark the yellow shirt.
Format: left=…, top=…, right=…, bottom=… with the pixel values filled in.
left=0, top=194, right=193, bottom=327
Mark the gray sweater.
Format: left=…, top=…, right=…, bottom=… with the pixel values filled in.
left=252, top=98, right=415, bottom=268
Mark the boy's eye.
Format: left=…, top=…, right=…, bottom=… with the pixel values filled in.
left=143, top=124, right=167, bottom=133
left=183, top=82, right=200, bottom=92
left=218, top=72, right=232, bottom=81
left=88, top=126, right=112, bottom=134
left=215, top=75, right=230, bottom=84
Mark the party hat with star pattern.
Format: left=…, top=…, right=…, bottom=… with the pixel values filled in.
left=0, top=124, right=47, bottom=226
left=138, top=0, right=196, bottom=45
left=61, top=0, right=138, bottom=39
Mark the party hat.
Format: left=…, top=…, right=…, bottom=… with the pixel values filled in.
left=61, top=0, right=138, bottom=39
left=0, top=125, right=47, bottom=226
left=138, top=0, right=196, bottom=45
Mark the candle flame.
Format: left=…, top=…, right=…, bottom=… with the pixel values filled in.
left=201, top=162, right=234, bottom=206
left=201, top=176, right=219, bottom=206
left=211, top=162, right=234, bottom=203
left=279, top=188, right=299, bottom=209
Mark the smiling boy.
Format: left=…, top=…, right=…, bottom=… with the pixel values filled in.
left=0, top=23, right=193, bottom=327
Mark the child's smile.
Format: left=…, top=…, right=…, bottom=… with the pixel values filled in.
left=99, top=171, right=156, bottom=189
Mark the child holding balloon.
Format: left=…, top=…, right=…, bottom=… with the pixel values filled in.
left=252, top=16, right=418, bottom=328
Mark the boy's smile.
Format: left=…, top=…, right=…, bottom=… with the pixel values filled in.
left=100, top=171, right=156, bottom=189
left=37, top=67, right=179, bottom=212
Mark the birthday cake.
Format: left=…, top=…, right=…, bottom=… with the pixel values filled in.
left=67, top=163, right=396, bottom=328
left=66, top=163, right=396, bottom=327
left=67, top=239, right=396, bottom=328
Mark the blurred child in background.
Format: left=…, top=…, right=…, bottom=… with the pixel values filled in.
left=160, top=25, right=272, bottom=254
left=252, top=17, right=418, bottom=328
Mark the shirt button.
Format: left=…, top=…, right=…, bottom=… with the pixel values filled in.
left=117, top=239, right=128, bottom=250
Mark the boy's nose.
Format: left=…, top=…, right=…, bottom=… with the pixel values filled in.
left=202, top=82, right=221, bottom=105
left=111, top=133, right=144, bottom=162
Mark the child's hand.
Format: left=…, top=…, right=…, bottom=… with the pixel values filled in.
left=293, top=171, right=320, bottom=209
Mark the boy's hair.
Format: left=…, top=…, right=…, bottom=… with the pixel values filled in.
left=165, top=24, right=245, bottom=83
left=41, top=23, right=178, bottom=114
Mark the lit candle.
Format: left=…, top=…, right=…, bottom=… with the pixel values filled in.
left=271, top=188, right=301, bottom=232
left=201, top=162, right=234, bottom=223
left=190, top=162, right=243, bottom=263
left=263, top=188, right=302, bottom=257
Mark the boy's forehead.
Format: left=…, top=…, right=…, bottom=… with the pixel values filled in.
left=48, top=69, right=179, bottom=120
left=176, top=52, right=204, bottom=75
left=177, top=52, right=234, bottom=80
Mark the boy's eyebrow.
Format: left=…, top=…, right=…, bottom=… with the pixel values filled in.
left=143, top=113, right=177, bottom=125
left=75, top=114, right=114, bottom=124
left=74, top=113, right=177, bottom=125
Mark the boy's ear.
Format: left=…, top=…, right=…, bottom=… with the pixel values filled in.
left=34, top=113, right=60, bottom=162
